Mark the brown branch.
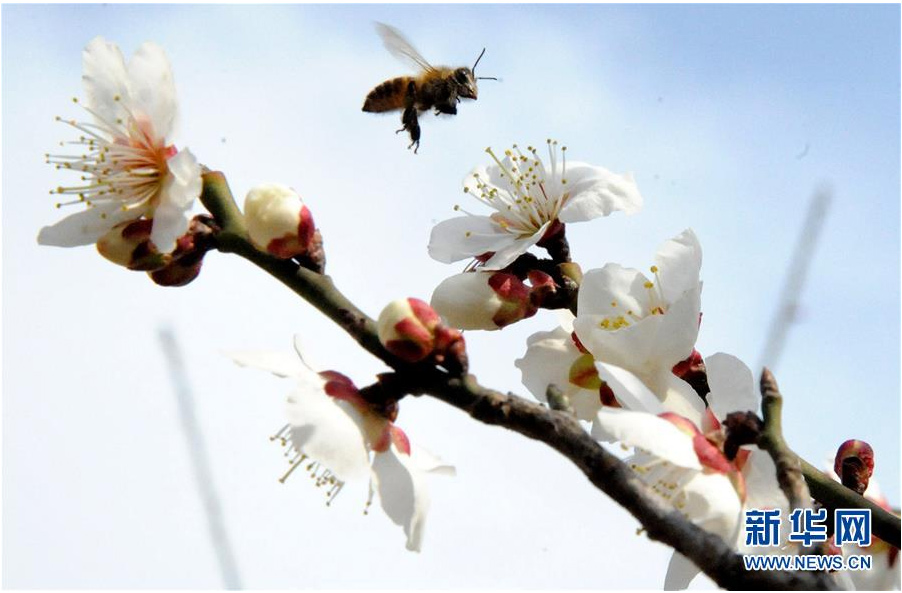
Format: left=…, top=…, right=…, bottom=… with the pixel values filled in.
left=201, top=171, right=841, bottom=589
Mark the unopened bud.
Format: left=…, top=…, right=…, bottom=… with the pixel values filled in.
left=244, top=183, right=316, bottom=259
left=834, top=439, right=875, bottom=495
left=431, top=271, right=536, bottom=330
left=377, top=298, right=442, bottom=363
left=96, top=219, right=169, bottom=271
left=672, top=348, right=710, bottom=399
left=147, top=218, right=214, bottom=287
left=149, top=253, right=203, bottom=287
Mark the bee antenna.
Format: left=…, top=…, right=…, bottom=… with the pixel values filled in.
left=472, top=48, right=487, bottom=73
left=477, top=76, right=498, bottom=81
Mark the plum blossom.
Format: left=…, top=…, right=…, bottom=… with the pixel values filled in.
left=573, top=229, right=706, bottom=424
left=40, top=37, right=201, bottom=253
left=229, top=337, right=454, bottom=552
left=515, top=315, right=618, bottom=422
left=593, top=353, right=790, bottom=589
left=428, top=140, right=642, bottom=270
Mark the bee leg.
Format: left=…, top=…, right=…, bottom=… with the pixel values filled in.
left=434, top=101, right=457, bottom=116
left=395, top=81, right=421, bottom=153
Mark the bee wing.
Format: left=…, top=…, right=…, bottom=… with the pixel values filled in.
left=376, top=22, right=437, bottom=73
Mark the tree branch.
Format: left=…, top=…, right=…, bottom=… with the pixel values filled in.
left=758, top=368, right=811, bottom=511
left=200, top=171, right=851, bottom=588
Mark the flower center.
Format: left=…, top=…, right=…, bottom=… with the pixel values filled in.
left=628, top=453, right=696, bottom=513
left=457, top=139, right=569, bottom=236
left=45, top=96, right=171, bottom=218
left=596, top=266, right=668, bottom=330
left=270, top=424, right=345, bottom=506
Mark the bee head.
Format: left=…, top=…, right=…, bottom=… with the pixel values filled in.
left=453, top=67, right=478, bottom=100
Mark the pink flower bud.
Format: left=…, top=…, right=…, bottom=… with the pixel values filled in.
left=377, top=298, right=442, bottom=363
left=96, top=219, right=169, bottom=271
left=430, top=271, right=536, bottom=330
left=834, top=439, right=875, bottom=477
left=834, top=439, right=875, bottom=495
left=244, top=183, right=316, bottom=259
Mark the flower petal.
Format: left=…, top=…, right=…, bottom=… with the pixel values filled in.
left=286, top=387, right=371, bottom=481
left=371, top=445, right=433, bottom=551
left=427, top=215, right=516, bottom=264
left=705, top=352, right=759, bottom=421
left=410, top=445, right=456, bottom=477
left=558, top=163, right=643, bottom=222
left=226, top=350, right=306, bottom=379
left=127, top=41, right=177, bottom=140
left=37, top=202, right=139, bottom=247
left=482, top=224, right=549, bottom=270
left=150, top=149, right=201, bottom=252
left=653, top=229, right=702, bottom=304
left=595, top=362, right=665, bottom=413
left=742, top=448, right=790, bottom=514
left=680, top=471, right=743, bottom=540
left=81, top=36, right=131, bottom=126
left=664, top=552, right=701, bottom=591
left=592, top=407, right=701, bottom=469
left=658, top=373, right=707, bottom=427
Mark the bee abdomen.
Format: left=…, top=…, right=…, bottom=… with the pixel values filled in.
left=363, top=76, right=413, bottom=112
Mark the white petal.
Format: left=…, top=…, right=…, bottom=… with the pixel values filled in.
left=592, top=407, right=701, bottom=469
left=705, top=352, right=759, bottom=421
left=515, top=326, right=574, bottom=402
left=576, top=264, right=648, bottom=318
left=427, top=216, right=515, bottom=264
left=595, top=362, right=664, bottom=413
left=225, top=350, right=306, bottom=378
left=37, top=202, right=139, bottom=247
left=555, top=309, right=576, bottom=333
left=127, top=41, right=177, bottom=140
left=661, top=374, right=706, bottom=427
left=480, top=224, right=548, bottom=270
left=81, top=37, right=131, bottom=126
left=664, top=552, right=701, bottom=591
left=653, top=229, right=703, bottom=304
left=371, top=445, right=432, bottom=551
left=742, top=448, right=790, bottom=513
left=286, top=387, right=370, bottom=481
left=150, top=149, right=201, bottom=252
left=680, top=472, right=743, bottom=540
left=558, top=163, right=643, bottom=222
left=410, top=445, right=456, bottom=477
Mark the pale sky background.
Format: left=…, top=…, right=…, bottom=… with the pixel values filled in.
left=3, top=3, right=900, bottom=589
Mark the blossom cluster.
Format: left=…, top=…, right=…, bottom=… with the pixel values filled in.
left=40, top=38, right=895, bottom=589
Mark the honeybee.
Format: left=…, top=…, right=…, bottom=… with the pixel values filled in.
left=362, top=23, right=495, bottom=153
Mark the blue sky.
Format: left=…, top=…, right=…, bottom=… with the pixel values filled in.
left=3, top=4, right=899, bottom=589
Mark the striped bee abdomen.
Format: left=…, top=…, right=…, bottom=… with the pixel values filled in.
left=362, top=76, right=413, bottom=113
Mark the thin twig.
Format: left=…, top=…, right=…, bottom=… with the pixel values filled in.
left=758, top=368, right=810, bottom=511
